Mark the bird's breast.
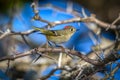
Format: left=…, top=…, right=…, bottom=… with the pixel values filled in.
left=46, top=33, right=73, bottom=44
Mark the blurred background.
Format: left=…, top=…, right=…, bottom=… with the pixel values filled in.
left=76, top=0, right=120, bottom=24
left=1, top=0, right=120, bottom=22
left=0, top=0, right=119, bottom=80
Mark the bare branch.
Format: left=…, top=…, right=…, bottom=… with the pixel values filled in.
left=101, top=63, right=120, bottom=80
left=0, top=47, right=120, bottom=66
left=31, top=2, right=117, bottom=29
left=0, top=14, right=118, bottom=40
left=32, top=14, right=117, bottom=29
left=0, top=29, right=35, bottom=40
left=40, top=66, right=77, bottom=80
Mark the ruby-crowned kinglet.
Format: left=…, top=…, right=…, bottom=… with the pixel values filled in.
left=33, top=26, right=76, bottom=62
left=33, top=26, right=76, bottom=44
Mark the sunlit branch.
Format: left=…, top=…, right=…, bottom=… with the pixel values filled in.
left=0, top=47, right=120, bottom=66
left=0, top=12, right=118, bottom=40
left=40, top=66, right=77, bottom=80
left=31, top=2, right=117, bottom=29
left=0, top=29, right=35, bottom=39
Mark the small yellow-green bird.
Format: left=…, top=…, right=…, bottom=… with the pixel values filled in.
left=33, top=26, right=76, bottom=44
left=33, top=26, right=76, bottom=62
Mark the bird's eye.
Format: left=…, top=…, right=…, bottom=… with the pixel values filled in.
left=70, top=28, right=74, bottom=31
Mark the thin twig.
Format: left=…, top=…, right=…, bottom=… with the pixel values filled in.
left=40, top=66, right=77, bottom=80
left=58, top=52, right=63, bottom=68
left=5, top=60, right=10, bottom=75
left=21, top=35, right=31, bottom=47
left=0, top=29, right=35, bottom=40
left=106, top=13, right=120, bottom=30
left=101, top=63, right=120, bottom=80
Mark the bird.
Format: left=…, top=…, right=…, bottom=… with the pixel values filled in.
left=33, top=26, right=76, bottom=62
left=33, top=26, right=76, bottom=44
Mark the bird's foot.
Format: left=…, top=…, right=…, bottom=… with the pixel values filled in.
left=60, top=46, right=74, bottom=59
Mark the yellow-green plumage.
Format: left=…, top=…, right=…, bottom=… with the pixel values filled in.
left=33, top=26, right=76, bottom=43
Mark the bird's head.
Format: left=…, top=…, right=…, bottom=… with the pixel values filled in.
left=64, top=26, right=76, bottom=33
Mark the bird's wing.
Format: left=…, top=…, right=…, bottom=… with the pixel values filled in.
left=50, top=30, right=62, bottom=36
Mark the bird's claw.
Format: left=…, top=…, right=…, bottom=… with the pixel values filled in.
left=60, top=46, right=74, bottom=59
